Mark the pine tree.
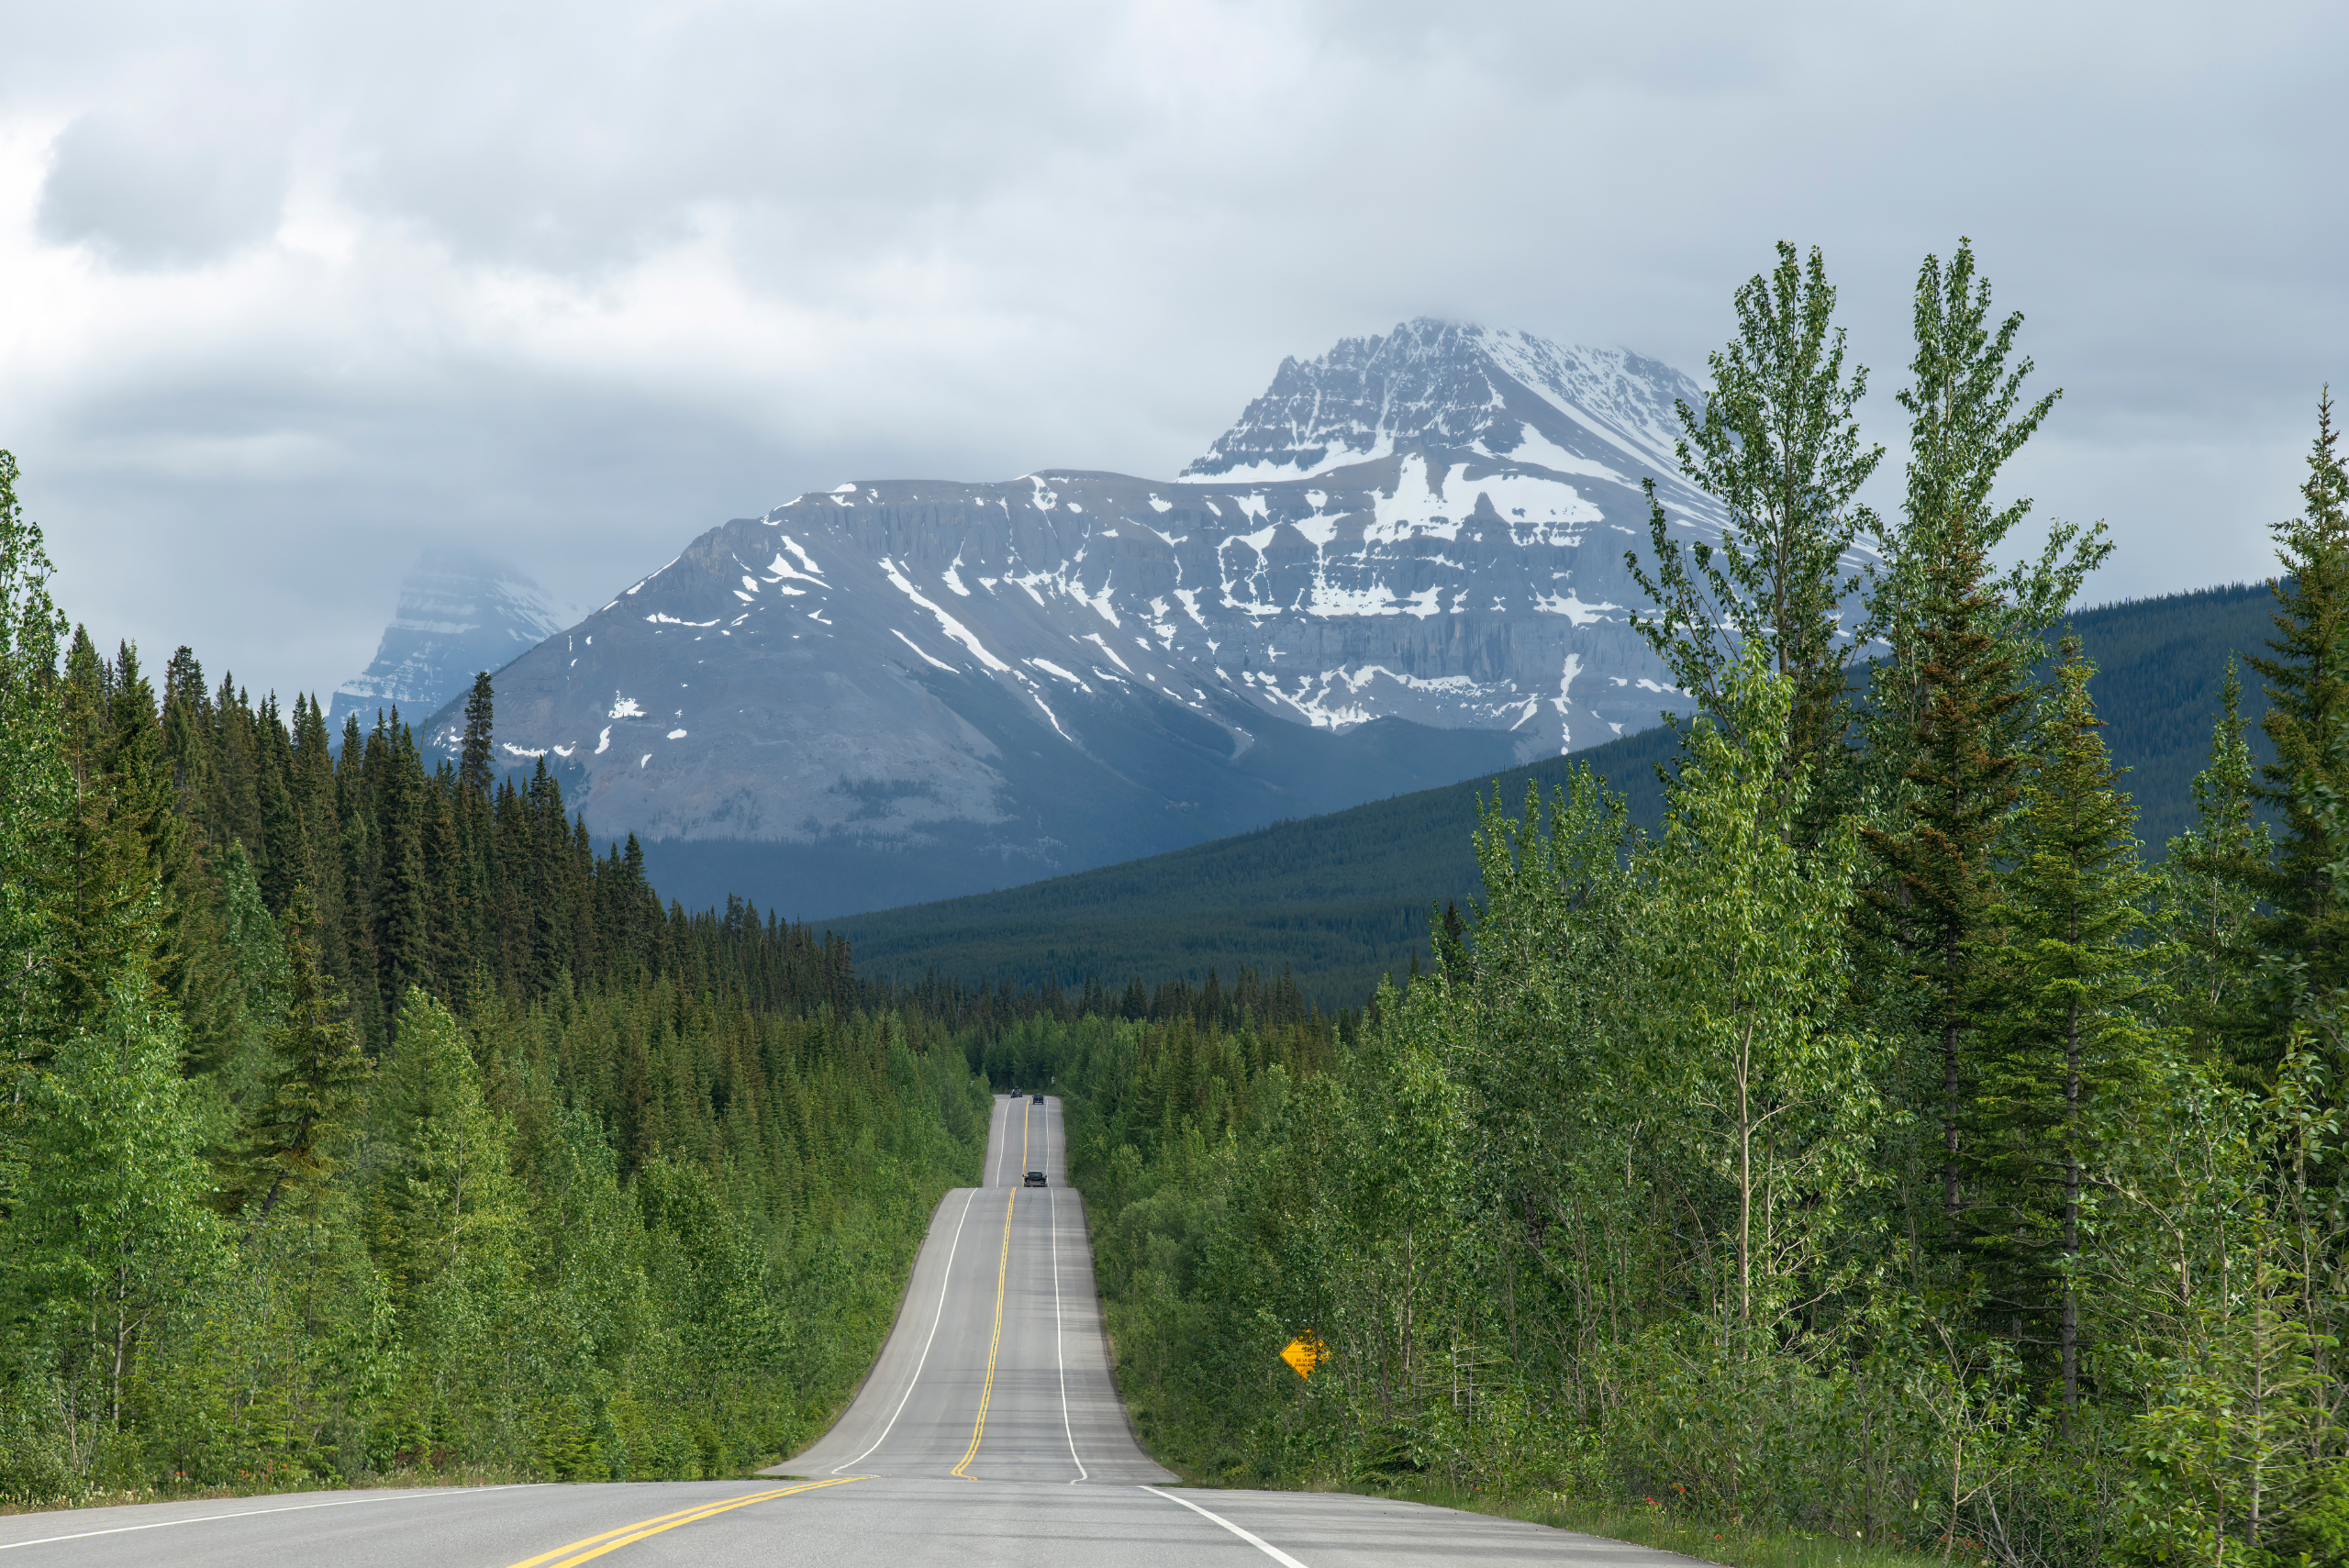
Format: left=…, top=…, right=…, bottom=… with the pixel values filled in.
left=2165, top=662, right=2270, bottom=1066
left=1624, top=240, right=1883, bottom=799
left=1864, top=239, right=2105, bottom=740
left=374, top=717, right=431, bottom=1037
left=1974, top=637, right=2162, bottom=1414
left=2243, top=390, right=2349, bottom=1080
left=159, top=648, right=213, bottom=825
left=1862, top=507, right=2028, bottom=1219
left=229, top=884, right=370, bottom=1219
left=54, top=633, right=161, bottom=1030
left=459, top=671, right=495, bottom=798
left=1860, top=240, right=2078, bottom=1224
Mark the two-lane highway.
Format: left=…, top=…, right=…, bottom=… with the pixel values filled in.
left=788, top=1092, right=1169, bottom=1485
left=0, top=1094, right=1702, bottom=1566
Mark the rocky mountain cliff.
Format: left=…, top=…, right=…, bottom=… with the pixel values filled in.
left=330, top=550, right=565, bottom=734
left=430, top=320, right=1717, bottom=916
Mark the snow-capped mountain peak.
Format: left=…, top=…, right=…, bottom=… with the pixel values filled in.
left=1180, top=318, right=1699, bottom=484
left=436, top=320, right=1712, bottom=916
left=329, top=551, right=565, bottom=731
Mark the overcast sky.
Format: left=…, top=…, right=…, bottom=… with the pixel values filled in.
left=3, top=0, right=2340, bottom=703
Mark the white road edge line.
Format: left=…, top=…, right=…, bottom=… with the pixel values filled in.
left=1141, top=1486, right=1311, bottom=1568
left=1048, top=1101, right=1086, bottom=1483
left=0, top=1486, right=528, bottom=1551
left=833, top=1186, right=982, bottom=1473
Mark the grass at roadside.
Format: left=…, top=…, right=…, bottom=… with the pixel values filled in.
left=0, top=1465, right=529, bottom=1519
left=1347, top=1478, right=1950, bottom=1568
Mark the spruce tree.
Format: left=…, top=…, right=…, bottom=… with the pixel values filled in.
left=2165, top=662, right=2270, bottom=1066
left=229, top=884, right=369, bottom=1219
left=1974, top=637, right=2161, bottom=1415
left=1862, top=507, right=2027, bottom=1218
left=1860, top=239, right=2077, bottom=1223
left=159, top=647, right=213, bottom=822
left=258, top=750, right=304, bottom=917
left=374, top=718, right=431, bottom=1036
left=1865, top=238, right=2105, bottom=736
left=459, top=671, right=495, bottom=798
left=2243, top=390, right=2349, bottom=1080
left=54, top=634, right=161, bottom=1029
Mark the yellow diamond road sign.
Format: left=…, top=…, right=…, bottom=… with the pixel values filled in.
left=1279, top=1336, right=1327, bottom=1380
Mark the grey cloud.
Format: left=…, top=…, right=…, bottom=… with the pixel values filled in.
left=4, top=0, right=2343, bottom=706
left=38, top=109, right=289, bottom=268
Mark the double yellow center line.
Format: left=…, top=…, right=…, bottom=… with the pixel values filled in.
left=952, top=1096, right=1032, bottom=1479
left=505, top=1476, right=863, bottom=1568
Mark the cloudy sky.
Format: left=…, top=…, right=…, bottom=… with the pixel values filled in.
left=3, top=0, right=2340, bottom=703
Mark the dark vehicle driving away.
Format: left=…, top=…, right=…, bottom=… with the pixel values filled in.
left=1031, top=1093, right=1044, bottom=1104
left=1024, top=1170, right=1046, bottom=1187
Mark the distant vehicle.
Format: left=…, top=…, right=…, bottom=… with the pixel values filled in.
left=1024, top=1170, right=1047, bottom=1187
left=1031, top=1093, right=1044, bottom=1104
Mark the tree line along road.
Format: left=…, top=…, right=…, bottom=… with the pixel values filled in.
left=0, top=1096, right=1698, bottom=1566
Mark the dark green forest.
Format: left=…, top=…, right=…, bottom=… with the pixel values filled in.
left=833, top=583, right=2274, bottom=1009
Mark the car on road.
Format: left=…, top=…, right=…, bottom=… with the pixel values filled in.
left=1030, top=1093, right=1044, bottom=1104
left=1024, top=1170, right=1046, bottom=1186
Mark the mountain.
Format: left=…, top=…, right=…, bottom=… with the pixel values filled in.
left=824, top=583, right=2277, bottom=1009
left=329, top=550, right=565, bottom=733
left=431, top=320, right=1721, bottom=916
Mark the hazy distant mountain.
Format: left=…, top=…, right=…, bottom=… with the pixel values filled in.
left=429, top=319, right=1720, bottom=915
left=330, top=551, right=564, bottom=733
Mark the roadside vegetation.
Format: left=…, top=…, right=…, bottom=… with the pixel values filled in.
left=1004, top=244, right=2349, bottom=1565
left=0, top=484, right=994, bottom=1502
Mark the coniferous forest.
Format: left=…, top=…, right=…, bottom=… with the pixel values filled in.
left=0, top=467, right=999, bottom=1495
left=5, top=235, right=2347, bottom=1568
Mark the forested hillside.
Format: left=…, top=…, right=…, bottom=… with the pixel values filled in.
left=0, top=455, right=994, bottom=1501
left=831, top=582, right=2272, bottom=1008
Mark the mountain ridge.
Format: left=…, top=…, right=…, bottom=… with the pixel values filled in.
left=427, top=319, right=1722, bottom=913
left=819, top=582, right=2276, bottom=1007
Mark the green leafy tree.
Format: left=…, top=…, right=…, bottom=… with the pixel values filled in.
left=371, top=988, right=518, bottom=1304
left=1635, top=639, right=1882, bottom=1333
left=4, top=968, right=224, bottom=1474
left=0, top=450, right=69, bottom=1074
left=1625, top=240, right=1883, bottom=795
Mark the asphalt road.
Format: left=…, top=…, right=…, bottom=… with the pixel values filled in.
left=0, top=1095, right=1701, bottom=1567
